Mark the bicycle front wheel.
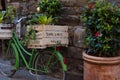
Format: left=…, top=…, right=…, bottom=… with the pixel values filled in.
left=35, top=50, right=65, bottom=80
left=0, top=47, right=17, bottom=77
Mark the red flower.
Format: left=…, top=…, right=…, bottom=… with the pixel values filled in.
left=89, top=2, right=96, bottom=10
left=95, top=32, right=99, bottom=37
left=64, top=58, right=68, bottom=64
left=56, top=46, right=62, bottom=51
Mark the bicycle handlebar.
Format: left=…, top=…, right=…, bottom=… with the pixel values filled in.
left=14, top=16, right=27, bottom=24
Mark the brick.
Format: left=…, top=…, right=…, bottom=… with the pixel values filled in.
left=66, top=46, right=83, bottom=59
left=62, top=7, right=83, bottom=15
left=61, top=0, right=87, bottom=7
left=20, top=2, right=29, bottom=15
left=73, top=27, right=86, bottom=48
left=68, top=58, right=83, bottom=72
left=68, top=26, right=75, bottom=45
left=65, top=71, right=83, bottom=80
left=11, top=2, right=20, bottom=10
left=58, top=15, right=80, bottom=26
left=10, top=0, right=27, bottom=2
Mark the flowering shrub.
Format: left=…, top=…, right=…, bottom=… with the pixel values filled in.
left=81, top=0, right=120, bottom=57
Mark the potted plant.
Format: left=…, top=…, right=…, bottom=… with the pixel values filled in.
left=81, top=0, right=120, bottom=80
left=25, top=13, right=68, bottom=48
left=0, top=5, right=17, bottom=39
left=23, top=0, right=68, bottom=48
left=23, top=14, right=53, bottom=46
left=3, top=5, right=17, bottom=24
left=0, top=5, right=17, bottom=29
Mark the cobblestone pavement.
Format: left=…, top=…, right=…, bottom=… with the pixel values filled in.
left=0, top=69, right=37, bottom=80
left=0, top=69, right=58, bottom=80
left=0, top=59, right=59, bottom=80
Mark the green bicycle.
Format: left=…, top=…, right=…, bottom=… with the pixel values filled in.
left=0, top=22, right=67, bottom=80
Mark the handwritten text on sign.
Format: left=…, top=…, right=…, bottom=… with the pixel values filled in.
left=36, top=31, right=68, bottom=38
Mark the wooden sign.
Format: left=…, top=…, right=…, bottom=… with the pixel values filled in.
left=29, top=38, right=68, bottom=46
left=27, top=25, right=69, bottom=48
left=27, top=25, right=68, bottom=31
left=0, top=24, right=12, bottom=39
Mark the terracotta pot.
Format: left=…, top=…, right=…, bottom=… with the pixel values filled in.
left=83, top=52, right=120, bottom=80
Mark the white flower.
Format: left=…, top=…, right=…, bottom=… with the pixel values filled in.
left=37, top=7, right=40, bottom=12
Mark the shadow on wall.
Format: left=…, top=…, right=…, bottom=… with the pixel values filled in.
left=0, top=0, right=6, bottom=11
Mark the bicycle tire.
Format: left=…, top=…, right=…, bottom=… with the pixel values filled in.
left=34, top=50, right=65, bottom=80
left=0, top=47, right=17, bottom=77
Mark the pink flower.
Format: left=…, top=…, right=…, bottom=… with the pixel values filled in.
left=95, top=32, right=99, bottom=37
left=89, top=2, right=96, bottom=10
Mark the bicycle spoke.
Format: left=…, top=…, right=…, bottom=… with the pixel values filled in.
left=34, top=50, right=65, bottom=80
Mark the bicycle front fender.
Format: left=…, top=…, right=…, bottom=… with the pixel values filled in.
left=11, top=43, right=20, bottom=70
left=55, top=51, right=67, bottom=71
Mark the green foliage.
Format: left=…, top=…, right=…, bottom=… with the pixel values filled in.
left=38, top=15, right=53, bottom=25
left=0, top=5, right=16, bottom=24
left=23, top=0, right=62, bottom=46
left=27, top=14, right=53, bottom=25
left=22, top=26, right=36, bottom=46
left=38, top=0, right=62, bottom=17
left=81, top=0, right=120, bottom=57
left=3, top=5, right=17, bottom=24
left=24, top=14, right=53, bottom=46
left=28, top=0, right=62, bottom=24
left=0, top=11, right=6, bottom=23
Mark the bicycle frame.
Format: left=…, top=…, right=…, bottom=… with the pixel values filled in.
left=6, top=32, right=37, bottom=71
left=6, top=32, right=67, bottom=72
left=52, top=47, right=67, bottom=71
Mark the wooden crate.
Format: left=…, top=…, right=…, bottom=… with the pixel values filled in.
left=27, top=25, right=68, bottom=31
left=27, top=25, right=69, bottom=48
left=0, top=24, right=13, bottom=39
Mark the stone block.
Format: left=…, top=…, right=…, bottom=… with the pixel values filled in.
left=27, top=1, right=38, bottom=13
left=10, top=0, right=28, bottom=2
left=20, top=2, right=29, bottom=15
left=62, top=7, right=83, bottom=15
left=65, top=71, right=83, bottom=80
left=58, top=15, right=80, bottom=26
left=10, top=2, right=20, bottom=10
left=73, top=27, right=86, bottom=48
left=68, top=26, right=76, bottom=45
left=64, top=57, right=83, bottom=79
left=66, top=46, right=83, bottom=59
left=61, top=0, right=87, bottom=7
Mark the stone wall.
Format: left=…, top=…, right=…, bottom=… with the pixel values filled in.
left=5, top=0, right=120, bottom=80
left=7, top=0, right=87, bottom=25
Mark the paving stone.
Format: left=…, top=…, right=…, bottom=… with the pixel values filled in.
left=0, top=59, right=59, bottom=80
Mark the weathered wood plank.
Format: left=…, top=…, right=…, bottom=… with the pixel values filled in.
left=27, top=25, right=68, bottom=31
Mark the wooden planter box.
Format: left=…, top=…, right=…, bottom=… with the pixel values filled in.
left=27, top=25, right=69, bottom=48
left=0, top=24, right=13, bottom=39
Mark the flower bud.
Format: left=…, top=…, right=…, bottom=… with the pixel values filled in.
left=37, top=7, right=40, bottom=12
